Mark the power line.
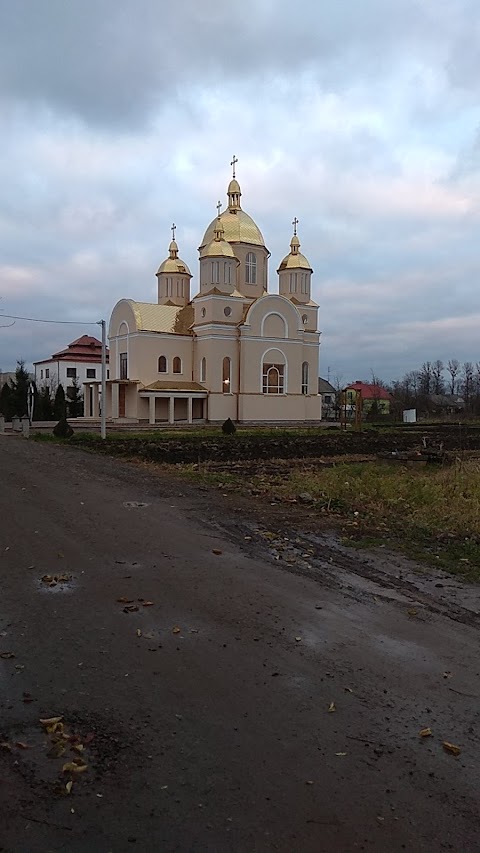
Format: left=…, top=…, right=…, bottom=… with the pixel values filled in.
left=1, top=314, right=101, bottom=325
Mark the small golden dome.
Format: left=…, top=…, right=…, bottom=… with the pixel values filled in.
left=277, top=228, right=312, bottom=272
left=199, top=237, right=237, bottom=260
left=156, top=234, right=191, bottom=276
left=228, top=178, right=241, bottom=195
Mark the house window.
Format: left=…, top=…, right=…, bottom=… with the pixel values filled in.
left=158, top=356, right=167, bottom=373
left=173, top=356, right=182, bottom=374
left=200, top=357, right=206, bottom=383
left=211, top=261, right=219, bottom=283
left=66, top=367, right=76, bottom=378
left=86, top=368, right=96, bottom=379
left=246, top=252, right=257, bottom=284
left=45, top=369, right=50, bottom=379
left=120, top=352, right=128, bottom=380
left=222, top=357, right=231, bottom=393
left=301, top=362, right=309, bottom=395
left=40, top=369, right=44, bottom=379
left=262, top=364, right=284, bottom=394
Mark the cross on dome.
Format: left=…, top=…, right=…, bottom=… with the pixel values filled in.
left=292, top=217, right=299, bottom=236
left=230, top=155, right=238, bottom=179
left=216, top=200, right=222, bottom=217
left=171, top=222, right=176, bottom=240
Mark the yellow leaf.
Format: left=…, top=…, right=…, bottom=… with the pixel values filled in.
left=442, top=741, right=461, bottom=756
left=407, top=608, right=418, bottom=617
left=72, top=744, right=84, bottom=754
left=419, top=727, right=432, bottom=738
left=40, top=716, right=63, bottom=727
left=65, top=780, right=73, bottom=794
left=136, top=629, right=142, bottom=637
left=63, top=761, right=88, bottom=774
left=172, top=626, right=181, bottom=634
left=328, top=702, right=336, bottom=713
left=335, top=752, right=347, bottom=756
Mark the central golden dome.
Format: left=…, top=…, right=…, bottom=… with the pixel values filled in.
left=200, top=208, right=265, bottom=249
left=199, top=173, right=266, bottom=250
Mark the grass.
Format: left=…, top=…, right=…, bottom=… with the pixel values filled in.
left=173, top=458, right=480, bottom=580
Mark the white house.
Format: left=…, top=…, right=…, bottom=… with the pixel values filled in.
left=34, top=335, right=109, bottom=406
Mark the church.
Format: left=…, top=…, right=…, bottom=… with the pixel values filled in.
left=86, top=161, right=322, bottom=425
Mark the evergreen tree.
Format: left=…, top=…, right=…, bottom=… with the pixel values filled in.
left=0, top=381, right=14, bottom=421
left=67, top=377, right=83, bottom=418
left=10, top=360, right=30, bottom=417
left=35, top=384, right=54, bottom=421
left=54, top=384, right=66, bottom=420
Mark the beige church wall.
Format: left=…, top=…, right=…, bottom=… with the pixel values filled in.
left=192, top=294, right=249, bottom=328
left=238, top=394, right=320, bottom=422
left=136, top=395, right=148, bottom=420
left=234, top=244, right=269, bottom=297
left=244, top=294, right=303, bottom=341
left=155, top=398, right=169, bottom=421
left=194, top=334, right=239, bottom=393
left=174, top=398, right=188, bottom=420
left=207, top=393, right=237, bottom=421
left=129, top=334, right=193, bottom=386
left=239, top=338, right=314, bottom=395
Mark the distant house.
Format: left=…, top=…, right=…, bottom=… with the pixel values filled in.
left=34, top=336, right=109, bottom=403
left=318, top=378, right=337, bottom=419
left=428, top=394, right=465, bottom=414
left=0, top=371, right=16, bottom=389
left=343, top=381, right=392, bottom=415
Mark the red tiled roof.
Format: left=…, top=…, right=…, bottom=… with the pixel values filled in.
left=50, top=335, right=109, bottom=363
left=345, top=381, right=391, bottom=400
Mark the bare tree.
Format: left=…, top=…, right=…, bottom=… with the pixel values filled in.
left=419, top=362, right=433, bottom=395
left=461, top=362, right=474, bottom=408
left=447, top=359, right=460, bottom=394
left=431, top=359, right=445, bottom=394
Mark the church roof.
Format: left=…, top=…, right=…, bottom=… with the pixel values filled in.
left=277, top=251, right=312, bottom=271
left=127, top=301, right=193, bottom=335
left=142, top=380, right=206, bottom=392
left=200, top=209, right=265, bottom=249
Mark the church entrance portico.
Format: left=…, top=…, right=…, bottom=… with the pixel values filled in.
left=139, top=391, right=207, bottom=425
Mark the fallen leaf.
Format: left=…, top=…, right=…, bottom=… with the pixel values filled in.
left=295, top=636, right=302, bottom=642
left=39, top=715, right=63, bottom=727
left=442, top=741, right=461, bottom=756
left=172, top=626, right=181, bottom=634
left=328, top=702, right=336, bottom=713
left=335, top=752, right=347, bottom=756
left=47, top=743, right=66, bottom=758
left=117, top=597, right=134, bottom=604
left=72, top=744, right=85, bottom=754
left=0, top=652, right=15, bottom=659
left=15, top=741, right=29, bottom=749
left=123, top=605, right=139, bottom=613
left=305, top=780, right=314, bottom=785
left=344, top=687, right=353, bottom=693
left=62, top=761, right=88, bottom=774
left=136, top=629, right=142, bottom=637
left=419, top=727, right=432, bottom=738
left=0, top=742, right=12, bottom=751
left=407, top=608, right=418, bottom=617
left=65, top=780, right=73, bottom=794
left=142, top=601, right=154, bottom=607
left=212, top=549, right=223, bottom=555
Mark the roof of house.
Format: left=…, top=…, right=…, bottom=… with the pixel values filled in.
left=429, top=393, right=465, bottom=408
left=345, top=381, right=392, bottom=400
left=34, top=335, right=109, bottom=365
left=142, top=380, right=206, bottom=392
left=318, top=378, right=336, bottom=394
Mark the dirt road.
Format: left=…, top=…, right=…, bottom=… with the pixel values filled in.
left=0, top=438, right=479, bottom=852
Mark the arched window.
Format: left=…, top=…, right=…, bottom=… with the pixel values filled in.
left=224, top=262, right=231, bottom=285
left=211, top=261, right=219, bottom=283
left=222, top=357, right=231, bottom=393
left=262, top=363, right=285, bottom=394
left=302, top=361, right=309, bottom=395
left=200, top=357, right=206, bottom=383
left=158, top=356, right=167, bottom=373
left=173, top=357, right=182, bottom=374
left=246, top=252, right=257, bottom=284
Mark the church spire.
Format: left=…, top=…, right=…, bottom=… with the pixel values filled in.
left=168, top=222, right=179, bottom=258
left=290, top=217, right=300, bottom=255
left=227, top=155, right=242, bottom=211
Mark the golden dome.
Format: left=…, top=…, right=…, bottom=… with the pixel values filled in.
left=156, top=237, right=192, bottom=276
left=200, top=209, right=265, bottom=249
left=199, top=237, right=237, bottom=260
left=228, top=178, right=241, bottom=194
left=277, top=230, right=312, bottom=272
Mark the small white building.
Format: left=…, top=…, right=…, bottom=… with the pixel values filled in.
left=34, top=336, right=109, bottom=403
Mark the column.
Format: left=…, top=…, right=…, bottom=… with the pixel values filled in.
left=84, top=385, right=91, bottom=417
left=187, top=396, right=193, bottom=424
left=92, top=386, right=100, bottom=418
left=149, top=395, right=156, bottom=425
left=168, top=397, right=175, bottom=425
left=112, top=383, right=119, bottom=419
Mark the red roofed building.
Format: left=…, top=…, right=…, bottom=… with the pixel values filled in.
left=34, top=335, right=109, bottom=396
left=343, top=381, right=392, bottom=415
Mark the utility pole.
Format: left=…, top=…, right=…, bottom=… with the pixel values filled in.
left=98, top=319, right=107, bottom=440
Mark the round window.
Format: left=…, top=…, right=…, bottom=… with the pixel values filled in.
left=302, top=314, right=308, bottom=324
left=201, top=307, right=206, bottom=317
left=224, top=307, right=232, bottom=317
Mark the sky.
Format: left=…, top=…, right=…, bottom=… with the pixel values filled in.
left=1, top=0, right=480, bottom=385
